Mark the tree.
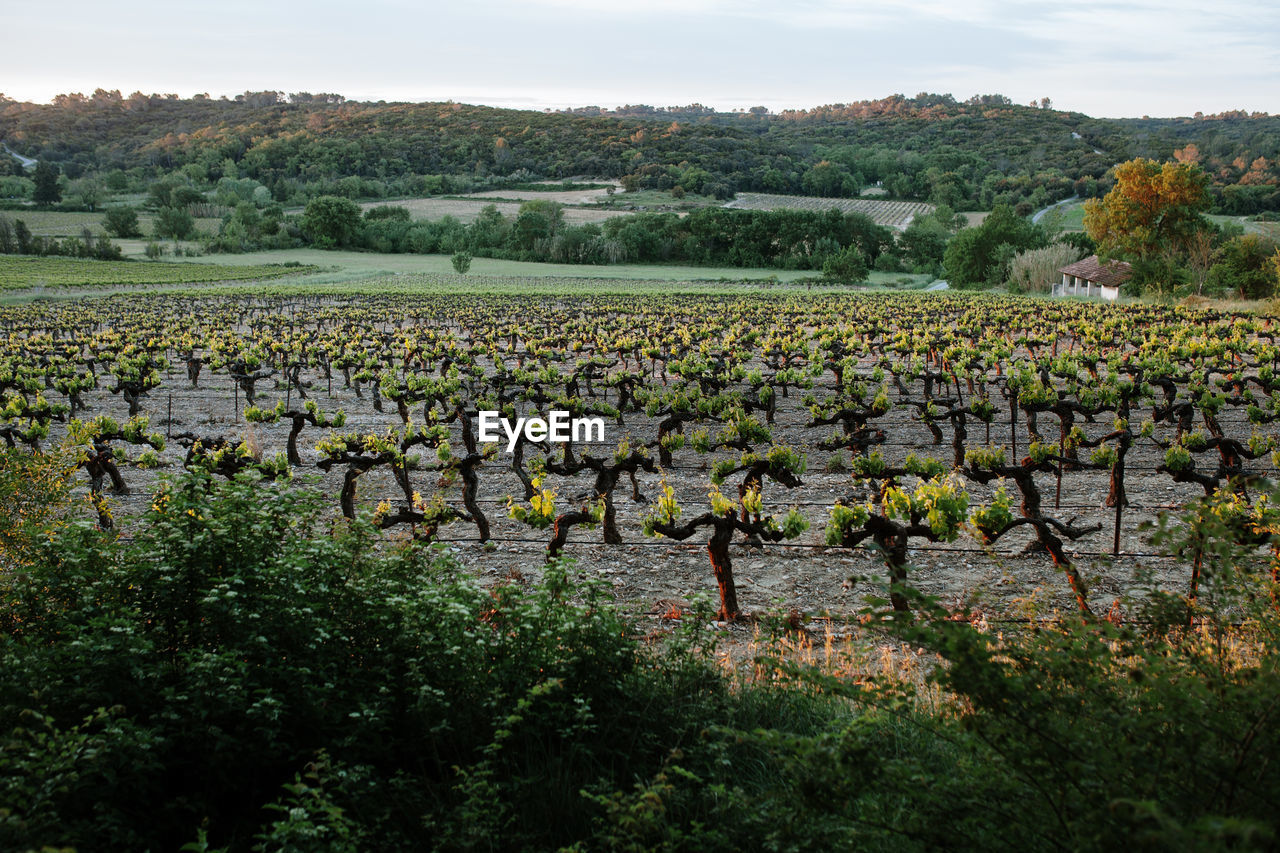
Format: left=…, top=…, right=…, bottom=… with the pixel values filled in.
left=14, top=219, right=32, bottom=255
left=154, top=206, right=194, bottom=246
left=147, top=179, right=203, bottom=211
left=301, top=195, right=361, bottom=247
left=821, top=245, right=868, bottom=282
left=1206, top=234, right=1280, bottom=299
left=451, top=251, right=472, bottom=274
left=801, top=160, right=858, bottom=198
left=32, top=161, right=60, bottom=206
left=510, top=200, right=563, bottom=252
left=896, top=204, right=965, bottom=274
left=1083, top=158, right=1211, bottom=261
left=71, top=177, right=103, bottom=211
left=943, top=204, right=1047, bottom=287
left=103, top=205, right=142, bottom=239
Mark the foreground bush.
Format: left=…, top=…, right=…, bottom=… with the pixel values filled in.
left=0, top=469, right=838, bottom=851
left=2, top=464, right=1279, bottom=851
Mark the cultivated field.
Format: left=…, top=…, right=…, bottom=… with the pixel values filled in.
left=0, top=255, right=318, bottom=292
left=0, top=208, right=223, bottom=238
left=5, top=283, right=1267, bottom=626
left=725, top=193, right=935, bottom=230
left=162, top=249, right=930, bottom=286
left=357, top=197, right=628, bottom=225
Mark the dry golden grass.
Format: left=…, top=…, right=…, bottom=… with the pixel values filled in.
left=717, top=620, right=948, bottom=712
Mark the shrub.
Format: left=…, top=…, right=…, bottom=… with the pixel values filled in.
left=301, top=195, right=361, bottom=247
left=822, top=246, right=868, bottom=282
left=5, top=459, right=1279, bottom=851
left=0, top=467, right=817, bottom=851
left=1007, top=242, right=1084, bottom=293
left=102, top=205, right=142, bottom=238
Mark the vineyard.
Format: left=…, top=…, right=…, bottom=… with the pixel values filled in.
left=0, top=256, right=320, bottom=291
left=725, top=193, right=936, bottom=231
left=0, top=208, right=225, bottom=240
left=4, top=285, right=1276, bottom=623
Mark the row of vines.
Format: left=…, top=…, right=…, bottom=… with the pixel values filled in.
left=4, top=289, right=1279, bottom=621
left=724, top=194, right=936, bottom=230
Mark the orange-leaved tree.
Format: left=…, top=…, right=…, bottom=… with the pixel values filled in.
left=1084, top=158, right=1211, bottom=262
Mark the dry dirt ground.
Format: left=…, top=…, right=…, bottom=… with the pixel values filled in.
left=58, top=362, right=1215, bottom=634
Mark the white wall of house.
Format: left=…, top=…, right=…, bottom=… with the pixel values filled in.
left=1055, top=273, right=1120, bottom=301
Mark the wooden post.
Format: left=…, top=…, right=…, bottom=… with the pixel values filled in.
left=1056, top=435, right=1063, bottom=509
left=1113, top=500, right=1122, bottom=556
left=167, top=391, right=172, bottom=440
left=1010, top=389, right=1018, bottom=460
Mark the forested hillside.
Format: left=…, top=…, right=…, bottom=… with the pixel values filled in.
left=3, top=90, right=1277, bottom=212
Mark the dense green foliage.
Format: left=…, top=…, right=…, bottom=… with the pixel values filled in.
left=944, top=204, right=1049, bottom=287
left=2, top=465, right=1278, bottom=850
left=101, top=205, right=141, bottom=238
left=0, top=468, right=830, bottom=851
left=31, top=162, right=60, bottom=206
left=1114, top=117, right=1280, bottom=214
left=6, top=91, right=1279, bottom=292
left=350, top=202, right=896, bottom=272
left=0, top=214, right=122, bottom=261
left=1082, top=158, right=1280, bottom=298
left=3, top=90, right=1277, bottom=212
left=1208, top=232, right=1280, bottom=298
left=300, top=195, right=362, bottom=248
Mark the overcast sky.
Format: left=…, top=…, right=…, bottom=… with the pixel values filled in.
left=3, top=0, right=1277, bottom=118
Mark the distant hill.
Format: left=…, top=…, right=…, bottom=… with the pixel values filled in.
left=1, top=90, right=1276, bottom=213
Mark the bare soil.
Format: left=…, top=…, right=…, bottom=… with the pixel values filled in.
left=67, top=364, right=1211, bottom=630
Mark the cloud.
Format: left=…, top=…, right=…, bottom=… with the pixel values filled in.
left=1, top=0, right=1275, bottom=116
left=522, top=0, right=1006, bottom=28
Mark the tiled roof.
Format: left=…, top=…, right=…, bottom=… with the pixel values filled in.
left=1058, top=255, right=1132, bottom=288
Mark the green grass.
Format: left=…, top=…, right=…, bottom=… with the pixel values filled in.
left=0, top=245, right=931, bottom=299
left=1206, top=213, right=1280, bottom=240
left=0, top=208, right=222, bottom=239
left=171, top=247, right=930, bottom=286
left=148, top=271, right=939, bottom=302
left=1039, top=202, right=1087, bottom=233
left=1039, top=206, right=1279, bottom=241
left=0, top=255, right=319, bottom=291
